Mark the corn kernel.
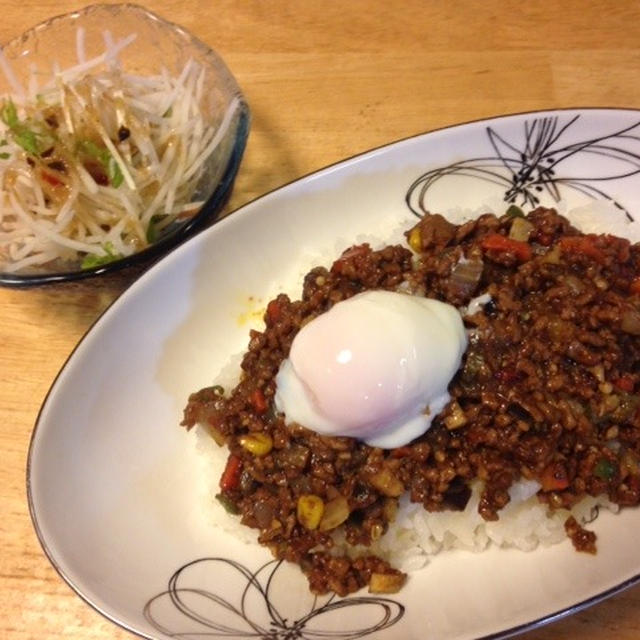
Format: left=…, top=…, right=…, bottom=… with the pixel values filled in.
left=239, top=432, right=273, bottom=456
left=408, top=227, right=422, bottom=252
left=297, top=494, right=325, bottom=530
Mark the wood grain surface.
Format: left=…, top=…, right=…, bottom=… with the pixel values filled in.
left=2, top=1, right=640, bottom=638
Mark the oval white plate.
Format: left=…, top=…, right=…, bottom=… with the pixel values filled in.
left=28, top=109, right=640, bottom=640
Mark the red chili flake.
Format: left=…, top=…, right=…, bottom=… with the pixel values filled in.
left=41, top=171, right=63, bottom=187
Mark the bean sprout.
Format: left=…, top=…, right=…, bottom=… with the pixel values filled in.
left=0, top=29, right=239, bottom=273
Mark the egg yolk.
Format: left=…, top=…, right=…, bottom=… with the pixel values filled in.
left=274, top=290, right=467, bottom=448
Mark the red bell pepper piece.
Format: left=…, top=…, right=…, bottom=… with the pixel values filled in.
left=481, top=233, right=532, bottom=261
left=219, top=455, right=242, bottom=491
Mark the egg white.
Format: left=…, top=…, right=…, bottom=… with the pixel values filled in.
left=274, top=290, right=467, bottom=448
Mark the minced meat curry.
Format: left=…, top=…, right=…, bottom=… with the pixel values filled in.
left=182, top=207, right=640, bottom=596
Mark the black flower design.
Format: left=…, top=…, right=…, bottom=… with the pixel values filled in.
left=406, top=115, right=640, bottom=221
left=144, top=557, right=405, bottom=639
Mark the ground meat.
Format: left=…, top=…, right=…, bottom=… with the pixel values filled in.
left=564, top=515, right=597, bottom=553
left=182, top=207, right=640, bottom=596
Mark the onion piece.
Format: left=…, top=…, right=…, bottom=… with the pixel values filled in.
left=318, top=495, right=350, bottom=531
left=509, top=216, right=534, bottom=242
left=621, top=308, right=640, bottom=335
left=449, top=256, right=484, bottom=299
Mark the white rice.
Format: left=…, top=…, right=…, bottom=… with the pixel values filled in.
left=193, top=423, right=259, bottom=545
left=190, top=199, right=637, bottom=573
left=365, top=487, right=617, bottom=572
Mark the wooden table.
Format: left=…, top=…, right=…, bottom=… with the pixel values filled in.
left=2, top=1, right=640, bottom=638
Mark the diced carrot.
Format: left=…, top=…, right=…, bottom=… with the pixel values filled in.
left=558, top=235, right=606, bottom=264
left=630, top=277, right=640, bottom=295
left=481, top=233, right=532, bottom=261
left=250, top=388, right=268, bottom=414
left=540, top=461, right=570, bottom=491
left=331, top=244, right=371, bottom=273
left=266, top=299, right=281, bottom=324
left=390, top=446, right=412, bottom=459
left=220, top=455, right=242, bottom=491
left=613, top=375, right=634, bottom=393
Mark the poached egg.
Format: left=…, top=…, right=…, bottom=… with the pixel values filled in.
left=274, top=290, right=467, bottom=448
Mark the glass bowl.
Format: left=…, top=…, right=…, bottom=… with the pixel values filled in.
left=0, top=3, right=250, bottom=287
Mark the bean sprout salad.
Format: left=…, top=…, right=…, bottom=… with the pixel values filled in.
left=0, top=29, right=239, bottom=273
